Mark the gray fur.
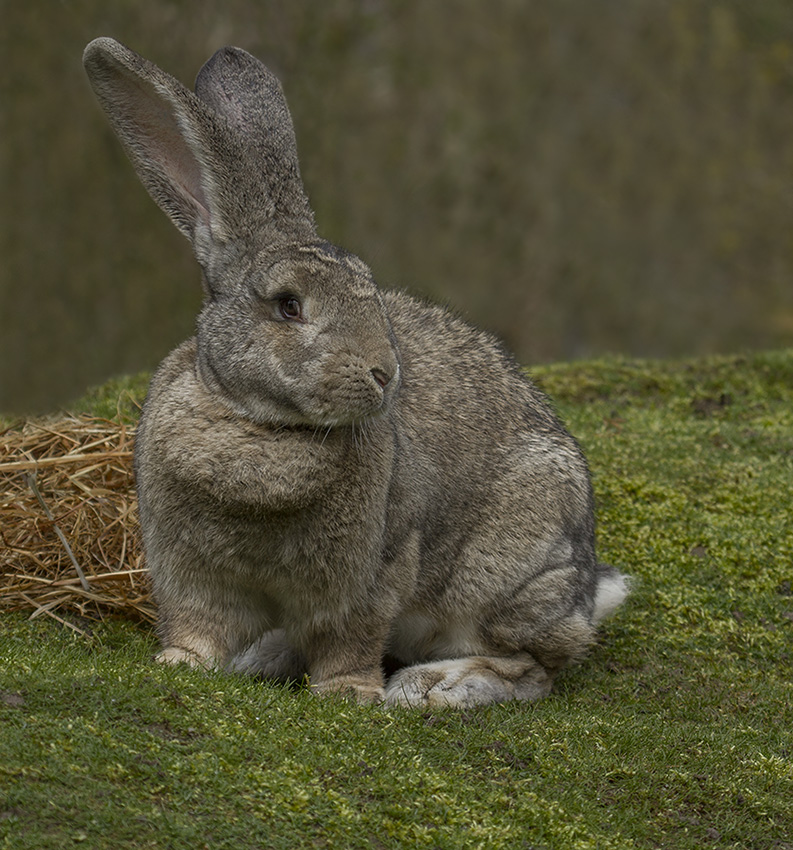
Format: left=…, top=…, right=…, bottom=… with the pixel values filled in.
left=83, top=38, right=628, bottom=707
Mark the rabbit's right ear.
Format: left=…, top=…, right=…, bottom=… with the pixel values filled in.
left=83, top=37, right=226, bottom=249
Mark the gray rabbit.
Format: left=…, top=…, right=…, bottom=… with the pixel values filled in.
left=83, top=37, right=628, bottom=707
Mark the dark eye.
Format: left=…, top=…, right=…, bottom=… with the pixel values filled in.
left=278, top=296, right=303, bottom=321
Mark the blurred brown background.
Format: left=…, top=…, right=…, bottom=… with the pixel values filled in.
left=3, top=0, right=793, bottom=413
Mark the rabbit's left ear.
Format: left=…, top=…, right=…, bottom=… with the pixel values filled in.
left=194, top=47, right=315, bottom=231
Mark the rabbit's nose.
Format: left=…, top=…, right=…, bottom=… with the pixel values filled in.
left=371, top=368, right=391, bottom=389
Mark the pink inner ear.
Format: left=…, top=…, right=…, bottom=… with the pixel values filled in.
left=136, top=92, right=215, bottom=230
left=167, top=148, right=212, bottom=227
left=92, top=54, right=219, bottom=240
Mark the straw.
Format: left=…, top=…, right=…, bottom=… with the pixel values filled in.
left=0, top=414, right=155, bottom=626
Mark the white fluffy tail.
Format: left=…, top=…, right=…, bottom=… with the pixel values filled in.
left=593, top=566, right=630, bottom=624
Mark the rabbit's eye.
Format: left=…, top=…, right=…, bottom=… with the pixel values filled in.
left=278, top=297, right=303, bottom=321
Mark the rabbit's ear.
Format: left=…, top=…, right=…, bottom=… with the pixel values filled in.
left=194, top=47, right=315, bottom=229
left=84, top=38, right=316, bottom=259
left=83, top=38, right=228, bottom=247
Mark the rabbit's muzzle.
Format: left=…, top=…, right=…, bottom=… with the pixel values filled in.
left=311, top=352, right=400, bottom=426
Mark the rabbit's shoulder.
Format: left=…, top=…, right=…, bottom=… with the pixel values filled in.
left=382, top=289, right=560, bottom=430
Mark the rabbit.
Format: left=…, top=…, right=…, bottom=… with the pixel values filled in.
left=83, top=37, right=628, bottom=708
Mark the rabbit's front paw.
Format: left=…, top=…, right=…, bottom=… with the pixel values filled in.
left=155, top=647, right=215, bottom=669
left=311, top=674, right=385, bottom=705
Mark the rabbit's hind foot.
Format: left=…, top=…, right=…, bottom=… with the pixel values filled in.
left=383, top=653, right=553, bottom=708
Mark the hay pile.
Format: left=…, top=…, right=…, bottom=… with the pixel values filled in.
left=0, top=415, right=154, bottom=632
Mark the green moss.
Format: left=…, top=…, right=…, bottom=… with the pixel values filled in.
left=68, top=372, right=151, bottom=422
left=532, top=349, right=793, bottom=407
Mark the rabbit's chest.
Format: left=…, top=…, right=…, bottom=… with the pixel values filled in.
left=141, top=411, right=356, bottom=514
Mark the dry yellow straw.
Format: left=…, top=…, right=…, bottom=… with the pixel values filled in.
left=0, top=414, right=155, bottom=625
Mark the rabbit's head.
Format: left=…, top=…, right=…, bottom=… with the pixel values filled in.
left=83, top=38, right=399, bottom=426
left=195, top=240, right=400, bottom=427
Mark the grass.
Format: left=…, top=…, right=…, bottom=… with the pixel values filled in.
left=1, top=350, right=792, bottom=849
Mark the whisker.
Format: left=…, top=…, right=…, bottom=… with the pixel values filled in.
left=356, top=422, right=366, bottom=455
left=358, top=420, right=370, bottom=453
